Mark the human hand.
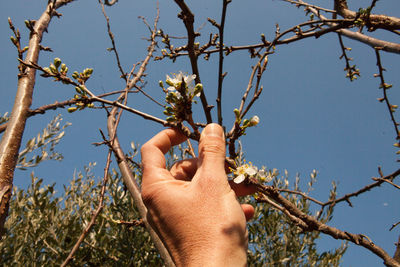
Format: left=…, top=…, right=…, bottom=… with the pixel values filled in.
left=141, top=123, right=255, bottom=267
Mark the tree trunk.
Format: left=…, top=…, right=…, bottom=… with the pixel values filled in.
left=0, top=0, right=73, bottom=239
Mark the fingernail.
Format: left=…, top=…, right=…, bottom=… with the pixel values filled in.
left=202, top=123, right=225, bottom=139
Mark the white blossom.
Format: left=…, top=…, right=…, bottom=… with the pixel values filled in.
left=233, top=163, right=257, bottom=184
left=249, top=115, right=260, bottom=126
left=166, top=71, right=197, bottom=97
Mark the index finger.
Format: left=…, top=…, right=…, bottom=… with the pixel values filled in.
left=141, top=128, right=187, bottom=184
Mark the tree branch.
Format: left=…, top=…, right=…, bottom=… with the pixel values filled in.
left=298, top=0, right=400, bottom=54
left=104, top=8, right=175, bottom=266
left=321, top=168, right=400, bottom=208
left=174, top=0, right=213, bottom=123
left=215, top=0, right=230, bottom=125
left=334, top=0, right=400, bottom=31
left=255, top=182, right=400, bottom=267
left=61, top=146, right=113, bottom=267
left=0, top=0, right=73, bottom=239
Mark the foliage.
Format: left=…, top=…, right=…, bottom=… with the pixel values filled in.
left=247, top=173, right=347, bottom=266
left=17, top=115, right=70, bottom=170
left=0, top=162, right=346, bottom=266
left=0, top=164, right=163, bottom=266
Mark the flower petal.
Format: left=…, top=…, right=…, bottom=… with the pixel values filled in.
left=233, top=174, right=246, bottom=184
left=245, top=166, right=257, bottom=176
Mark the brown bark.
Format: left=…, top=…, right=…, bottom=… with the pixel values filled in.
left=394, top=235, right=400, bottom=263
left=334, top=0, right=400, bottom=31
left=0, top=0, right=74, bottom=239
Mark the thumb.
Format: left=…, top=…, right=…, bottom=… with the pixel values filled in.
left=197, top=123, right=226, bottom=177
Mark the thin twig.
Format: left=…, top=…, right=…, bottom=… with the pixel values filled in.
left=282, top=0, right=337, bottom=14
left=99, top=0, right=126, bottom=80
left=253, top=181, right=400, bottom=267
left=174, top=0, right=213, bottom=123
left=277, top=188, right=325, bottom=206
left=372, top=177, right=400, bottom=190
left=215, top=0, right=230, bottom=125
left=374, top=49, right=400, bottom=141
left=61, top=148, right=113, bottom=267
left=321, top=168, right=400, bottom=207
left=299, top=0, right=400, bottom=54
left=104, top=6, right=175, bottom=266
left=390, top=221, right=400, bottom=231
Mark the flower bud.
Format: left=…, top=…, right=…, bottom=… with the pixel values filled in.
left=249, top=115, right=260, bottom=126
left=53, top=58, right=61, bottom=68
left=72, top=71, right=79, bottom=79
left=49, top=64, right=57, bottom=74
left=43, top=67, right=51, bottom=73
left=165, top=79, right=174, bottom=87
left=166, top=116, right=176, bottom=122
left=159, top=80, right=164, bottom=88
left=193, top=83, right=203, bottom=97
left=68, top=107, right=78, bottom=113
left=242, top=119, right=250, bottom=128
left=24, top=20, right=30, bottom=29
left=10, top=36, right=17, bottom=45
left=233, top=108, right=240, bottom=119
left=86, top=68, right=93, bottom=75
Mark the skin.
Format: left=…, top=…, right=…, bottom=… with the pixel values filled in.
left=141, top=123, right=256, bottom=267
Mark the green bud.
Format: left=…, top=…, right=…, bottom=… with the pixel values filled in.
left=75, top=86, right=83, bottom=94
left=43, top=67, right=51, bottom=73
left=166, top=116, right=176, bottom=122
left=165, top=79, right=174, bottom=87
left=53, top=58, right=61, bottom=68
left=159, top=80, right=164, bottom=88
left=61, top=63, right=67, bottom=71
left=166, top=93, right=178, bottom=104
left=193, top=83, right=203, bottom=96
left=85, top=68, right=93, bottom=75
left=10, top=36, right=17, bottom=45
left=67, top=107, right=78, bottom=113
left=384, top=83, right=393, bottom=90
left=249, top=115, right=260, bottom=127
left=72, top=71, right=79, bottom=79
left=242, top=119, right=250, bottom=128
left=233, top=108, right=240, bottom=119
left=49, top=64, right=57, bottom=74
left=24, top=20, right=30, bottom=28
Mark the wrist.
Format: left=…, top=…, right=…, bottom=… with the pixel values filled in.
left=170, top=231, right=248, bottom=267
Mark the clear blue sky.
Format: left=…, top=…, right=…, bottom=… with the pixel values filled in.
left=1, top=0, right=400, bottom=266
